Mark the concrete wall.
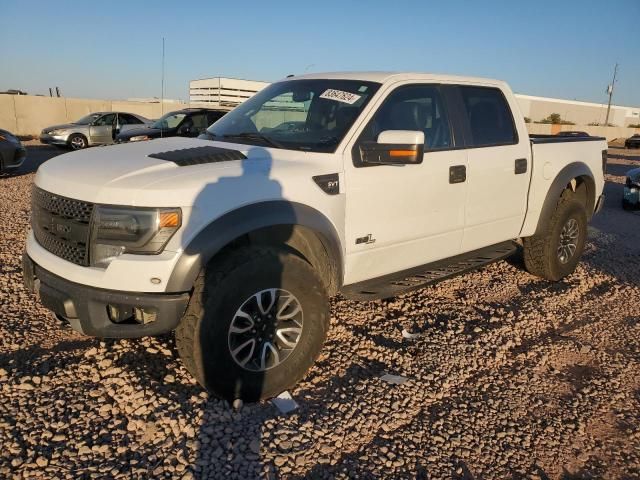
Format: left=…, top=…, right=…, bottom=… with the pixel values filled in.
left=3, top=93, right=639, bottom=141
left=525, top=122, right=640, bottom=141
left=0, top=94, right=189, bottom=136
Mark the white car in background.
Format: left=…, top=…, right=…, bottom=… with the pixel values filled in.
left=39, top=112, right=152, bottom=150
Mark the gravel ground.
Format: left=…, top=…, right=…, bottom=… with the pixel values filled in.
left=1, top=143, right=639, bottom=479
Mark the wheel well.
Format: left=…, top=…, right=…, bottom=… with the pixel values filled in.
left=206, top=225, right=341, bottom=296
left=567, top=174, right=595, bottom=217
left=67, top=133, right=87, bottom=143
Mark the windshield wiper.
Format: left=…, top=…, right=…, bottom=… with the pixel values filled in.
left=222, top=132, right=284, bottom=149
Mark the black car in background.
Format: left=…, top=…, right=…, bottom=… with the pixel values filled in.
left=555, top=131, right=590, bottom=137
left=0, top=129, right=26, bottom=174
left=623, top=167, right=640, bottom=210
left=625, top=134, right=640, bottom=149
left=116, top=108, right=226, bottom=143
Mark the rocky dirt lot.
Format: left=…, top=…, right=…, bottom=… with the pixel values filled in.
left=0, top=144, right=639, bottom=479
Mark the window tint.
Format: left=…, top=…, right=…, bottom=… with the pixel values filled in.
left=359, top=85, right=451, bottom=150
left=188, top=113, right=209, bottom=131
left=119, top=113, right=143, bottom=125
left=206, top=111, right=224, bottom=125
left=459, top=87, right=517, bottom=147
left=94, top=114, right=115, bottom=126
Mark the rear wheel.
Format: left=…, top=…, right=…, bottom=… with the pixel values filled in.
left=175, top=246, right=330, bottom=401
left=68, top=134, right=87, bottom=150
left=523, top=189, right=588, bottom=281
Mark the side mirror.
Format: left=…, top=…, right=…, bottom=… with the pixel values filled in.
left=359, top=130, right=425, bottom=165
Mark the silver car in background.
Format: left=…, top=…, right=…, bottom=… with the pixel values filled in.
left=39, top=112, right=152, bottom=150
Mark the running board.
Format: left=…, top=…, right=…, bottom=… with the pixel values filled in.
left=341, top=241, right=518, bottom=301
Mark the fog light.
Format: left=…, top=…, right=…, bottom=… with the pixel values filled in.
left=134, top=307, right=157, bottom=325
left=107, top=305, right=119, bottom=321
left=107, top=304, right=134, bottom=323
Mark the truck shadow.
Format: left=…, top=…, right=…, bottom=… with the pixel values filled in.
left=180, top=145, right=296, bottom=478
left=0, top=143, right=63, bottom=178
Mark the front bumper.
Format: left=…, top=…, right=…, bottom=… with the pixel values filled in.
left=39, top=133, right=69, bottom=146
left=22, top=253, right=190, bottom=338
left=3, top=146, right=26, bottom=170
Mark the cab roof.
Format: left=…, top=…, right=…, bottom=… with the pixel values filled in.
left=282, top=71, right=507, bottom=88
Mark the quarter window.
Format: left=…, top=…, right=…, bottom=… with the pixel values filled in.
left=358, top=85, right=452, bottom=150
left=459, top=86, right=517, bottom=147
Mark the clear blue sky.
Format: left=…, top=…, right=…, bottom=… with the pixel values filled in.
left=1, top=0, right=638, bottom=106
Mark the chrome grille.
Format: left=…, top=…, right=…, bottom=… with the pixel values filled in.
left=31, top=187, right=94, bottom=266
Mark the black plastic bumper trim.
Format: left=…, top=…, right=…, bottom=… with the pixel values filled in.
left=22, top=254, right=190, bottom=338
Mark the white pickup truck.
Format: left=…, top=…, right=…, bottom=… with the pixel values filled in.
left=23, top=72, right=606, bottom=401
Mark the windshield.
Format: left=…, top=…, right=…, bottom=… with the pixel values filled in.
left=152, top=112, right=187, bottom=130
left=74, top=113, right=101, bottom=125
left=206, top=79, right=381, bottom=152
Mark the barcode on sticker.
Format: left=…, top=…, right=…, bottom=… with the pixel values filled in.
left=319, top=89, right=362, bottom=104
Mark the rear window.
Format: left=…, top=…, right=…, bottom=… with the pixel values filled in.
left=459, top=86, right=517, bottom=147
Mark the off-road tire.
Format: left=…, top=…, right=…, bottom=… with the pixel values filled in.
left=175, top=246, right=329, bottom=402
left=523, top=189, right=588, bottom=281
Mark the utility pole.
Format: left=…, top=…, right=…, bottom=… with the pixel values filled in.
left=160, top=37, right=165, bottom=138
left=604, top=63, right=618, bottom=127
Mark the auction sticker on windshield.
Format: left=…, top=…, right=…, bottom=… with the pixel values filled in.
left=320, top=89, right=362, bottom=104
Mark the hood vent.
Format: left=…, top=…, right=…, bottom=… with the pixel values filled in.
left=149, top=146, right=246, bottom=166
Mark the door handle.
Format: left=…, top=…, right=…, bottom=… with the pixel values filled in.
left=515, top=158, right=527, bottom=174
left=449, top=165, right=466, bottom=184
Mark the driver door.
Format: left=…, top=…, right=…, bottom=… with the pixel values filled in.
left=89, top=113, right=116, bottom=145
left=343, top=83, right=468, bottom=285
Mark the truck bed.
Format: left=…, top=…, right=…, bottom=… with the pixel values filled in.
left=519, top=135, right=607, bottom=237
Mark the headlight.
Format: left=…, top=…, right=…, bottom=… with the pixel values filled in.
left=129, top=135, right=151, bottom=142
left=90, top=206, right=181, bottom=268
left=49, top=129, right=67, bottom=136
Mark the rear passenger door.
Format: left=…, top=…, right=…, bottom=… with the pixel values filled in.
left=455, top=86, right=531, bottom=252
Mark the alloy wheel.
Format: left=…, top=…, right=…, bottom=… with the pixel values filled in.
left=557, top=218, right=579, bottom=264
left=228, top=288, right=303, bottom=372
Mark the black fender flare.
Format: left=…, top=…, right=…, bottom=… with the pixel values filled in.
left=166, top=201, right=343, bottom=292
left=534, top=162, right=596, bottom=236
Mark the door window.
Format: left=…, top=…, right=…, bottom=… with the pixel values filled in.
left=94, top=114, right=116, bottom=126
left=458, top=87, right=517, bottom=147
left=188, top=113, right=209, bottom=132
left=358, top=85, right=452, bottom=150
left=119, top=113, right=143, bottom=125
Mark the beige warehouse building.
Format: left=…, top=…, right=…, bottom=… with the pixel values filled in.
left=514, top=94, right=639, bottom=127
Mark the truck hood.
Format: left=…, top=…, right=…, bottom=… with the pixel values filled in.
left=34, top=137, right=324, bottom=207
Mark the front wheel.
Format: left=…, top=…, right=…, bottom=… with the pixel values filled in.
left=68, top=134, right=88, bottom=150
left=175, top=246, right=330, bottom=402
left=523, top=189, right=588, bottom=281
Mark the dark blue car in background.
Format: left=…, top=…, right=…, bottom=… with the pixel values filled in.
left=0, top=129, right=26, bottom=175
